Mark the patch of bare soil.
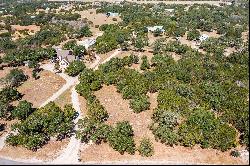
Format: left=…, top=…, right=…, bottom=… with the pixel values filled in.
left=0, top=119, right=18, bottom=138
left=80, top=85, right=247, bottom=165
left=17, top=69, right=66, bottom=107
left=78, top=95, right=88, bottom=116
left=11, top=25, right=40, bottom=32
left=54, top=87, right=73, bottom=108
left=198, top=29, right=221, bottom=38
left=118, top=49, right=154, bottom=72
left=11, top=25, right=40, bottom=40
left=94, top=85, right=156, bottom=144
left=0, top=53, right=4, bottom=58
left=0, top=138, right=70, bottom=161
left=224, top=47, right=237, bottom=57
left=242, top=31, right=249, bottom=42
left=98, top=49, right=119, bottom=64
left=75, top=9, right=121, bottom=28
left=147, top=33, right=164, bottom=46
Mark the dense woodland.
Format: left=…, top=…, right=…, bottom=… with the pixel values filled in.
left=0, top=0, right=249, bottom=156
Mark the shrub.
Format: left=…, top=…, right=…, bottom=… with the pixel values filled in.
left=140, top=55, right=150, bottom=70
left=151, top=125, right=179, bottom=146
left=108, top=121, right=136, bottom=155
left=187, top=29, right=200, bottom=41
left=138, top=137, right=154, bottom=157
left=129, top=95, right=150, bottom=113
left=3, top=68, right=28, bottom=87
left=5, top=102, right=76, bottom=150
left=152, top=109, right=179, bottom=129
left=0, top=123, right=5, bottom=131
left=0, top=101, right=11, bottom=118
left=90, top=124, right=112, bottom=144
left=230, top=150, right=240, bottom=157
left=6, top=102, right=76, bottom=150
left=0, top=87, right=21, bottom=103
left=129, top=54, right=139, bottom=64
left=63, top=40, right=77, bottom=50
left=178, top=108, right=237, bottom=151
left=76, top=82, right=92, bottom=98
left=112, top=18, right=118, bottom=21
left=157, top=90, right=187, bottom=113
left=87, top=99, right=109, bottom=123
left=76, top=117, right=97, bottom=143
left=11, top=100, right=34, bottom=120
left=65, top=61, right=86, bottom=76
left=76, top=26, right=92, bottom=38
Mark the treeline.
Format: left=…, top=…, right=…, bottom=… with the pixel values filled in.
left=0, top=68, right=77, bottom=151
left=75, top=40, right=248, bottom=153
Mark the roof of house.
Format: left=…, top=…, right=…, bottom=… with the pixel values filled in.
left=56, top=49, right=75, bottom=63
left=199, top=34, right=209, bottom=41
left=106, top=12, right=119, bottom=16
left=165, top=9, right=175, bottom=12
left=147, top=26, right=165, bottom=32
left=77, top=38, right=96, bottom=49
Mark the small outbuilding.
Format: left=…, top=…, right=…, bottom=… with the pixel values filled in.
left=147, top=26, right=165, bottom=32
left=199, top=34, right=209, bottom=42
left=106, top=12, right=119, bottom=17
left=77, top=38, right=96, bottom=50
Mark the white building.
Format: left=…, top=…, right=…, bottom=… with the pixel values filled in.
left=165, top=9, right=174, bottom=12
left=147, top=26, right=165, bottom=32
left=106, top=12, right=119, bottom=17
left=199, top=34, right=209, bottom=42
left=77, top=38, right=96, bottom=50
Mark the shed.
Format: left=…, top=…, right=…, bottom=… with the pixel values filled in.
left=147, top=26, right=165, bottom=32
left=77, top=38, right=96, bottom=50
left=106, top=12, right=119, bottom=17
left=199, top=34, right=209, bottom=42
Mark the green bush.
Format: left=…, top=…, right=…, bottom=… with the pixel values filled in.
left=129, top=95, right=150, bottom=113
left=152, top=109, right=179, bottom=129
left=6, top=102, right=76, bottom=150
left=140, top=55, right=150, bottom=70
left=138, top=138, right=154, bottom=157
left=11, top=100, right=34, bottom=120
left=90, top=124, right=112, bottom=144
left=0, top=87, right=21, bottom=103
left=76, top=117, right=111, bottom=144
left=0, top=101, right=11, bottom=118
left=150, top=124, right=179, bottom=146
left=75, top=26, right=92, bottom=38
left=87, top=99, right=109, bottom=123
left=65, top=60, right=86, bottom=77
left=63, top=40, right=77, bottom=50
left=108, top=121, right=136, bottom=155
left=178, top=108, right=237, bottom=151
left=187, top=29, right=200, bottom=41
left=230, top=150, right=240, bottom=157
left=3, top=68, right=28, bottom=87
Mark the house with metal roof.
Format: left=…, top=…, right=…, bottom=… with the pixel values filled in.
left=52, top=47, right=76, bottom=70
left=147, top=26, right=165, bottom=32
left=106, top=12, right=119, bottom=17
left=77, top=38, right=96, bottom=50
left=199, top=34, right=209, bottom=42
